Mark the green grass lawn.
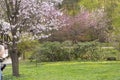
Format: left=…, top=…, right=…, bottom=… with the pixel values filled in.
left=3, top=61, right=120, bottom=80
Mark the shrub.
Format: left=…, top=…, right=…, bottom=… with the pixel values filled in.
left=74, top=41, right=100, bottom=61
left=35, top=42, right=62, bottom=62
left=30, top=41, right=119, bottom=62
left=18, top=40, right=40, bottom=60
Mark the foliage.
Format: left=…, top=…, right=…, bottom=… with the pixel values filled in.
left=30, top=41, right=120, bottom=62
left=17, top=40, right=40, bottom=59
left=62, top=0, right=80, bottom=15
left=99, top=47, right=120, bottom=60
left=30, top=41, right=68, bottom=62
left=49, top=7, right=109, bottom=42
left=62, top=0, right=120, bottom=42
left=74, top=42, right=98, bottom=60
left=62, top=0, right=120, bottom=28
left=30, top=41, right=112, bottom=62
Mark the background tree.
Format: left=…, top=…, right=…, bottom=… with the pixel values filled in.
left=62, top=0, right=120, bottom=42
left=48, top=7, right=109, bottom=42
left=62, top=0, right=79, bottom=15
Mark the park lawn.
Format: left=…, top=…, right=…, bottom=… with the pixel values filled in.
left=3, top=61, right=120, bottom=80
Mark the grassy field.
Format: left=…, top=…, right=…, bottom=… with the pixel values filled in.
left=3, top=61, right=120, bottom=80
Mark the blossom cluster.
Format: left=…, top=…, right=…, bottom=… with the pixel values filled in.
left=0, top=0, right=66, bottom=42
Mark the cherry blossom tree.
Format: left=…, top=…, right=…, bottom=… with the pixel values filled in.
left=0, top=0, right=65, bottom=77
left=49, top=7, right=109, bottom=42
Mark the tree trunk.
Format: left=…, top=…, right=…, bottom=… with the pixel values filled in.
left=10, top=41, right=19, bottom=77
left=10, top=51, right=19, bottom=77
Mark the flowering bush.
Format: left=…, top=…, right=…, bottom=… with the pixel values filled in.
left=49, top=7, right=109, bottom=42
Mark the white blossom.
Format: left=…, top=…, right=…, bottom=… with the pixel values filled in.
left=0, top=0, right=67, bottom=43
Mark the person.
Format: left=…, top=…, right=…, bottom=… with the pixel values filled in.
left=0, top=44, right=8, bottom=71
